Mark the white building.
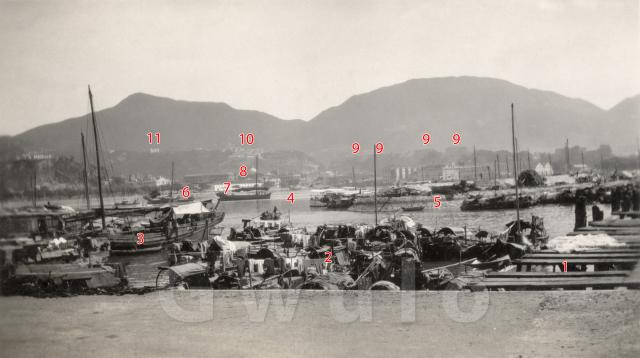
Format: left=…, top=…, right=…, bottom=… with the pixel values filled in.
left=535, top=162, right=554, bottom=176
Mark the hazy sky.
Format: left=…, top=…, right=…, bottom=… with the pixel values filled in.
left=0, top=0, right=638, bottom=135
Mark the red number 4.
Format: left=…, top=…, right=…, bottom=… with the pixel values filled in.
left=287, top=192, right=295, bottom=205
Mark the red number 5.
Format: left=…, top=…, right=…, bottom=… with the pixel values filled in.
left=433, top=195, right=441, bottom=208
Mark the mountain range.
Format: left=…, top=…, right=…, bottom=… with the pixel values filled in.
left=8, top=76, right=640, bottom=162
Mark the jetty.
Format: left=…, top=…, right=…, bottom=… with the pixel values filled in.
left=468, top=211, right=640, bottom=291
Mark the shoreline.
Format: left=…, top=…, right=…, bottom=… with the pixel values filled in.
left=0, top=290, right=638, bottom=357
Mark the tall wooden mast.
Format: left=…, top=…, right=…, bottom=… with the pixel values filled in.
left=88, top=86, right=105, bottom=229
left=81, top=132, right=91, bottom=209
left=511, top=103, right=520, bottom=234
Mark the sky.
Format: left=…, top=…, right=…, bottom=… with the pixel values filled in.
left=0, top=0, right=638, bottom=135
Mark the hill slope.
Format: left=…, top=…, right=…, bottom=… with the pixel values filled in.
left=305, top=76, right=632, bottom=156
left=15, top=93, right=306, bottom=157
left=11, top=77, right=639, bottom=162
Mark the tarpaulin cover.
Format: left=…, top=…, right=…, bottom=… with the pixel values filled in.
left=168, top=262, right=208, bottom=278
left=546, top=234, right=625, bottom=253
left=171, top=202, right=211, bottom=216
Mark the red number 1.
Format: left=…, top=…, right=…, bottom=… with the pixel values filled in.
left=562, top=260, right=567, bottom=272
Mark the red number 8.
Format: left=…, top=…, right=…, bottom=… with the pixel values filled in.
left=239, top=165, right=247, bottom=177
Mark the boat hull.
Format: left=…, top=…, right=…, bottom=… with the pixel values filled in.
left=216, top=192, right=271, bottom=201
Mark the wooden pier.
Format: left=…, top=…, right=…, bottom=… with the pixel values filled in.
left=469, top=217, right=640, bottom=291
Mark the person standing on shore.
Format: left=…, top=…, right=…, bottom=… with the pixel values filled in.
left=611, top=187, right=620, bottom=214
left=574, top=194, right=587, bottom=230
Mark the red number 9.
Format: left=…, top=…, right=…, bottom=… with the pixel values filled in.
left=375, top=142, right=384, bottom=154
left=352, top=142, right=360, bottom=154
left=422, top=133, right=431, bottom=145
left=452, top=132, right=461, bottom=145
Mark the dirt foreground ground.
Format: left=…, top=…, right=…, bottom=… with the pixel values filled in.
left=0, top=290, right=638, bottom=357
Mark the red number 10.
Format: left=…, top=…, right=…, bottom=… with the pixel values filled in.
left=239, top=133, right=254, bottom=145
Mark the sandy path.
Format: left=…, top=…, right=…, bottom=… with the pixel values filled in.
left=0, top=290, right=638, bottom=357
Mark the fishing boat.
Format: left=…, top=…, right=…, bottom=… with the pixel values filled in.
left=216, top=190, right=271, bottom=201
left=401, top=205, right=424, bottom=212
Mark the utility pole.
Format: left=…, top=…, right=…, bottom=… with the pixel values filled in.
left=581, top=152, right=585, bottom=168
left=527, top=151, right=531, bottom=170
left=496, top=154, right=501, bottom=179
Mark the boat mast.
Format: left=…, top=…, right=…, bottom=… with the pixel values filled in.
left=373, top=144, right=378, bottom=226
left=473, top=145, right=477, bottom=182
left=511, top=103, right=521, bottom=234
left=32, top=165, right=37, bottom=207
left=88, top=85, right=106, bottom=229
left=352, top=166, right=356, bottom=190
left=81, top=132, right=91, bottom=209
left=170, top=161, right=174, bottom=201
left=255, top=155, right=259, bottom=196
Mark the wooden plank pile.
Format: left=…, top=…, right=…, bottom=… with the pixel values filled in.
left=469, top=218, right=640, bottom=291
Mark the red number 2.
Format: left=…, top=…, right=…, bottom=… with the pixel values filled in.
left=287, top=192, right=295, bottom=205
left=324, top=251, right=333, bottom=263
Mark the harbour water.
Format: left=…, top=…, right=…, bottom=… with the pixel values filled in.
left=4, top=189, right=605, bottom=287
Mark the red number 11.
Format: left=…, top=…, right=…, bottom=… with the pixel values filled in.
left=147, top=132, right=160, bottom=144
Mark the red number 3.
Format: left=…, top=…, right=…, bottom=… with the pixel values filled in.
left=136, top=232, right=144, bottom=245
